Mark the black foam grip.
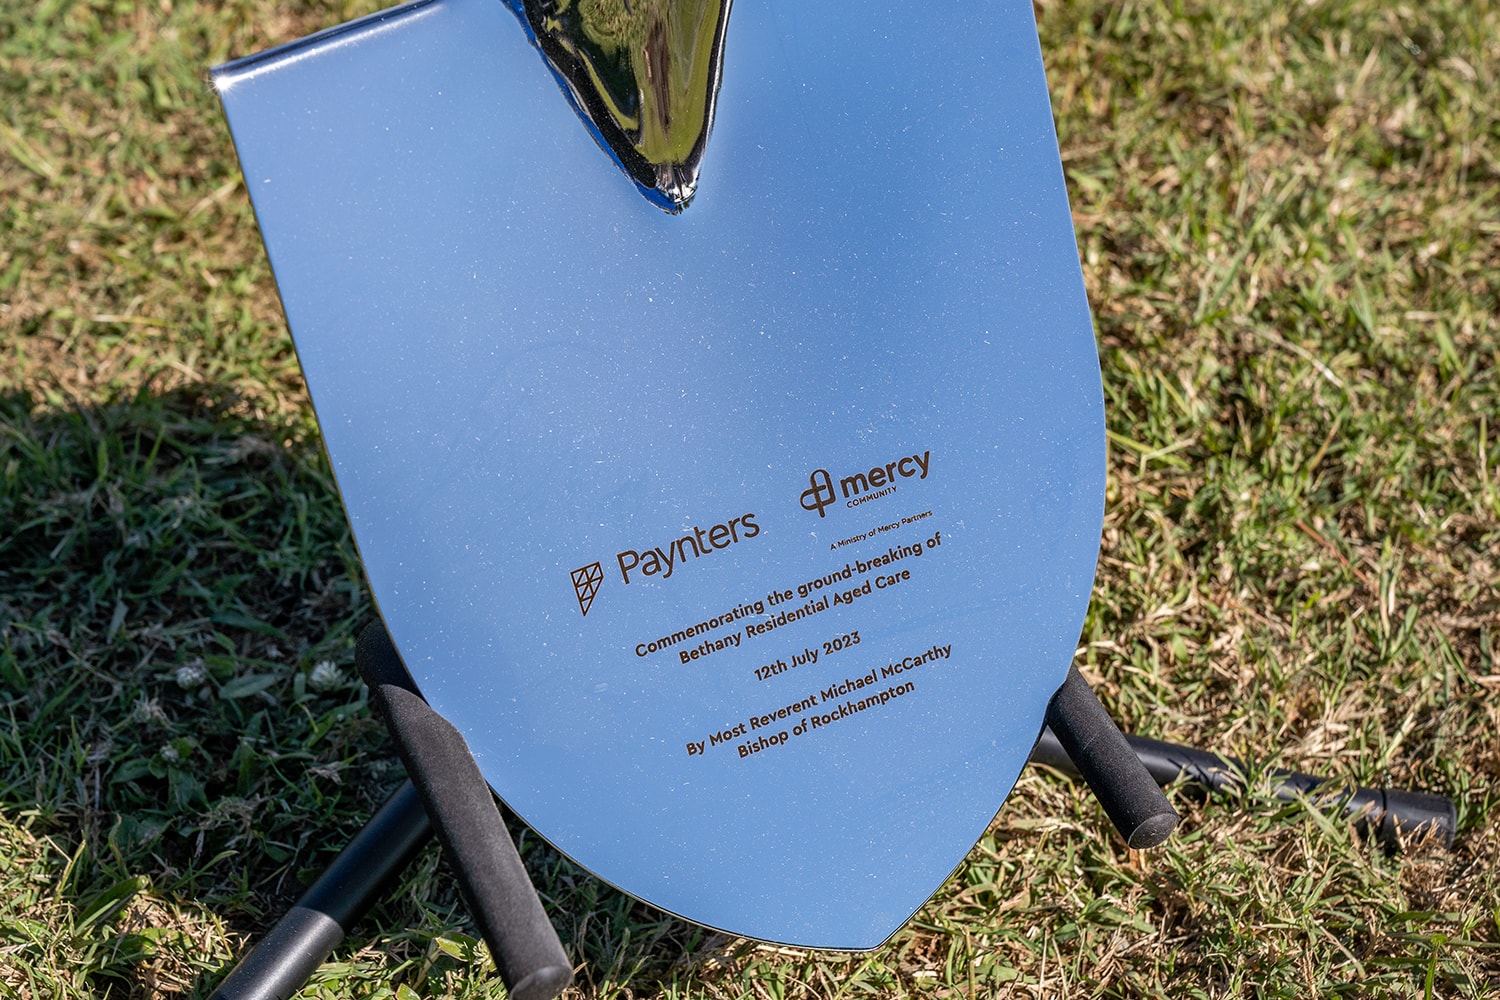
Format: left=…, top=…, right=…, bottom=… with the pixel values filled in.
left=357, top=623, right=574, bottom=1000
left=1043, top=667, right=1180, bottom=848
left=212, top=781, right=432, bottom=1000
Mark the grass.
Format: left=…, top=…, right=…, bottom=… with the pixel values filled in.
left=2, top=0, right=1497, bottom=996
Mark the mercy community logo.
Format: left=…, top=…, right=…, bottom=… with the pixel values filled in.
left=571, top=562, right=604, bottom=617
left=799, top=449, right=932, bottom=517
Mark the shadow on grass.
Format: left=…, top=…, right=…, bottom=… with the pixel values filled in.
left=0, top=385, right=713, bottom=997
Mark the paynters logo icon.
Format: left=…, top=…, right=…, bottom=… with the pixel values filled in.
left=572, top=562, right=604, bottom=616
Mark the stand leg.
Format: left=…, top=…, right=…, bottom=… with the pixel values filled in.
left=1030, top=726, right=1456, bottom=851
left=357, top=623, right=574, bottom=1000
left=212, top=621, right=573, bottom=1000
left=210, top=781, right=431, bottom=1000
left=1043, top=666, right=1181, bottom=848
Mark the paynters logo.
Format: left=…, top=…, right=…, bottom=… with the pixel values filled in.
left=572, top=562, right=604, bottom=616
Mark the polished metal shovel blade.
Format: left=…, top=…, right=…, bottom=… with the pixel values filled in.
left=216, top=0, right=1104, bottom=949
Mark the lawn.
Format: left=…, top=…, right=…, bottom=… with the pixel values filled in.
left=2, top=0, right=1496, bottom=996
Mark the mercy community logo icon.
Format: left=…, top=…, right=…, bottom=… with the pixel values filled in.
left=799, top=469, right=836, bottom=517
left=572, top=562, right=604, bottom=617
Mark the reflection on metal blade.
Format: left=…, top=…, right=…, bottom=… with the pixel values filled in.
left=516, top=0, right=732, bottom=212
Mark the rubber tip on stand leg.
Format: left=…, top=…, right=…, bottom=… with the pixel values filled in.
left=1125, top=811, right=1180, bottom=850
left=209, top=907, right=345, bottom=1000
left=509, top=964, right=578, bottom=1000
left=1375, top=789, right=1458, bottom=851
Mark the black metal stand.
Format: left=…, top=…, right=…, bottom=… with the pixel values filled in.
left=1031, top=725, right=1457, bottom=849
left=1045, top=666, right=1180, bottom=848
left=210, top=623, right=573, bottom=1000
left=207, top=781, right=432, bottom=1000
left=209, top=634, right=1455, bottom=998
